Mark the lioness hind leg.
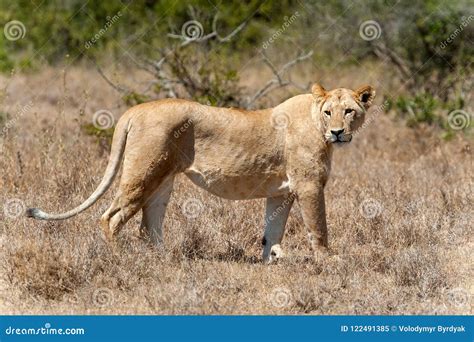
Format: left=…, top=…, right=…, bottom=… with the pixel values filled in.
left=100, top=154, right=177, bottom=243
left=99, top=113, right=190, bottom=243
left=262, top=195, right=294, bottom=264
left=139, top=175, right=175, bottom=245
left=100, top=190, right=144, bottom=243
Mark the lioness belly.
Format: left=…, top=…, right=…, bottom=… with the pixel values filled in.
left=184, top=166, right=289, bottom=200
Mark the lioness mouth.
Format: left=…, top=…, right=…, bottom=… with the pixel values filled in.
left=336, top=135, right=352, bottom=143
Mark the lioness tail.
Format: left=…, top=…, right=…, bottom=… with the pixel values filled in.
left=26, top=117, right=131, bottom=220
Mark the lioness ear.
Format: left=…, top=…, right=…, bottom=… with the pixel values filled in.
left=311, top=83, right=327, bottom=103
left=355, top=85, right=376, bottom=109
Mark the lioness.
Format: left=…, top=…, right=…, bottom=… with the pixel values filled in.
left=27, top=84, right=375, bottom=263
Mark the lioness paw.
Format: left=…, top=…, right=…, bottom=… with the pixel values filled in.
left=263, top=244, right=285, bottom=264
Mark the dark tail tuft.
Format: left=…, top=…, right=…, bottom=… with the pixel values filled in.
left=25, top=207, right=40, bottom=218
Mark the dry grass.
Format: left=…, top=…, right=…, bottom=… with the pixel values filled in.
left=0, top=66, right=472, bottom=315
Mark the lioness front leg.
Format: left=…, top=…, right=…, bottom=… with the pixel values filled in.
left=296, top=184, right=329, bottom=261
left=262, top=195, right=294, bottom=264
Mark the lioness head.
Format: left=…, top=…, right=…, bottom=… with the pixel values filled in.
left=312, top=84, right=375, bottom=144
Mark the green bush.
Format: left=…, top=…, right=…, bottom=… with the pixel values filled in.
left=0, top=0, right=298, bottom=68
left=81, top=123, right=114, bottom=146
left=389, top=94, right=441, bottom=127
left=387, top=93, right=471, bottom=139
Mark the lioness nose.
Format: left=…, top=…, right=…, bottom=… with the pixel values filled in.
left=331, top=128, right=344, bottom=137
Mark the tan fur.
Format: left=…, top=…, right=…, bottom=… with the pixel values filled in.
left=26, top=84, right=375, bottom=263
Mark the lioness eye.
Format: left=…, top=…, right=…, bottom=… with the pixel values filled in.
left=345, top=109, right=354, bottom=115
left=324, top=110, right=331, bottom=116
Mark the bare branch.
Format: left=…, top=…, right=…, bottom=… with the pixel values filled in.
left=212, top=14, right=248, bottom=43
left=169, top=0, right=265, bottom=45
left=94, top=62, right=129, bottom=94
left=247, top=50, right=314, bottom=107
left=96, top=1, right=268, bottom=105
left=279, top=50, right=314, bottom=75
left=373, top=42, right=412, bottom=81
left=262, top=52, right=282, bottom=84
left=167, top=13, right=246, bottom=45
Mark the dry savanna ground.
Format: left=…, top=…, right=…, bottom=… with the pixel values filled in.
left=0, top=65, right=472, bottom=315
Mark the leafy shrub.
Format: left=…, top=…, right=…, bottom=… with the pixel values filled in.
left=168, top=51, right=242, bottom=107
left=388, top=94, right=441, bottom=127
left=387, top=93, right=471, bottom=140
left=0, top=0, right=296, bottom=67
left=81, top=123, right=114, bottom=146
